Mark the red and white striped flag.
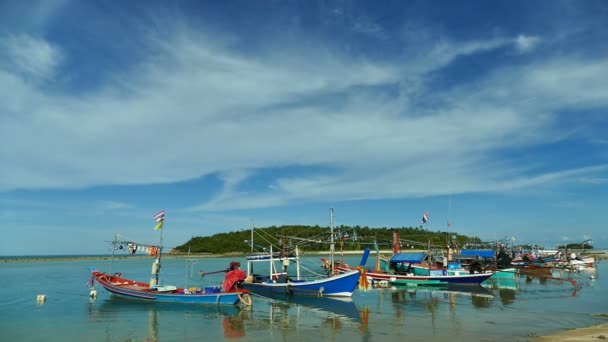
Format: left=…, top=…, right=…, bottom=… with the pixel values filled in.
left=421, top=211, right=429, bottom=224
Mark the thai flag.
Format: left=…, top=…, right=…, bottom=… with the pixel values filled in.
left=421, top=212, right=429, bottom=224
left=153, top=210, right=165, bottom=222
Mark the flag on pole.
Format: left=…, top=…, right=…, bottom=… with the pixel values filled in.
left=153, top=210, right=165, bottom=230
left=421, top=211, right=429, bottom=224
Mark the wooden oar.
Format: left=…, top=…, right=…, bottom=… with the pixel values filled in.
left=199, top=268, right=229, bottom=278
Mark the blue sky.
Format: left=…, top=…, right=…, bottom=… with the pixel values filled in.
left=1, top=0, right=608, bottom=255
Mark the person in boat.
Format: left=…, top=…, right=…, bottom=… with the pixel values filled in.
left=221, top=262, right=246, bottom=291
left=496, top=244, right=512, bottom=269
left=469, top=256, right=484, bottom=274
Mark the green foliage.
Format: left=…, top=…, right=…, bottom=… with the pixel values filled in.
left=557, top=243, right=594, bottom=250
left=173, top=224, right=473, bottom=254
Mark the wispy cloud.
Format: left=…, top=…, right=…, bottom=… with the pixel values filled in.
left=1, top=34, right=62, bottom=80
left=1, top=16, right=606, bottom=215
left=98, top=201, right=133, bottom=210
left=578, top=177, right=608, bottom=185
left=514, top=34, right=541, bottom=52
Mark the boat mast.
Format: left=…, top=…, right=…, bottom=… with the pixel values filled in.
left=151, top=213, right=164, bottom=287
left=295, top=246, right=300, bottom=279
left=110, top=233, right=118, bottom=276
left=428, top=238, right=432, bottom=271
left=250, top=219, right=254, bottom=253
left=330, top=208, right=335, bottom=276
left=269, top=245, right=274, bottom=279
left=282, top=229, right=286, bottom=258
left=154, top=224, right=164, bottom=285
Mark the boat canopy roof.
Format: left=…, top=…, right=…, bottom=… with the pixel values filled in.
left=389, top=253, right=426, bottom=263
left=459, top=250, right=495, bottom=258
left=245, top=253, right=298, bottom=262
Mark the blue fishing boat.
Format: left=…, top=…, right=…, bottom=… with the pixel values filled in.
left=242, top=247, right=361, bottom=297
left=242, top=208, right=361, bottom=297
left=89, top=212, right=252, bottom=306
left=339, top=252, right=493, bottom=285
left=90, top=269, right=250, bottom=305
left=454, top=249, right=518, bottom=290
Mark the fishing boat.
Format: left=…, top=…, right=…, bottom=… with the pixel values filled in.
left=335, top=231, right=493, bottom=286
left=241, top=209, right=361, bottom=297
left=90, top=268, right=250, bottom=305
left=88, top=211, right=252, bottom=306
left=242, top=246, right=361, bottom=297
left=453, top=249, right=518, bottom=290
left=554, top=253, right=596, bottom=271
left=338, top=251, right=493, bottom=286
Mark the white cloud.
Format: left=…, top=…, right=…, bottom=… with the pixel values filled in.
left=1, top=34, right=62, bottom=80
left=579, top=177, right=608, bottom=185
left=1, top=24, right=607, bottom=214
left=514, top=34, right=541, bottom=52
left=98, top=201, right=133, bottom=210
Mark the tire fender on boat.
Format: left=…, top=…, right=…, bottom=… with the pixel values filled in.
left=234, top=284, right=252, bottom=307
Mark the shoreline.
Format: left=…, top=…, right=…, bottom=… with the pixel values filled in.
left=532, top=322, right=608, bottom=341
left=2, top=250, right=606, bottom=263
left=0, top=250, right=397, bottom=263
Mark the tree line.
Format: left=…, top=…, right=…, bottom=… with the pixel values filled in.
left=172, top=224, right=483, bottom=254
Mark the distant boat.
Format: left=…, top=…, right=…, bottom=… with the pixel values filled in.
left=555, top=253, right=596, bottom=271
left=452, top=249, right=518, bottom=290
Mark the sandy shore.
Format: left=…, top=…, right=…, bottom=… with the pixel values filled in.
left=532, top=323, right=608, bottom=341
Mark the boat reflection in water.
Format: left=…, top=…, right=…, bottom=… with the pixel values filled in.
left=253, top=293, right=369, bottom=336
left=88, top=287, right=369, bottom=339
left=387, top=283, right=496, bottom=309
left=498, top=288, right=517, bottom=305
left=88, top=297, right=248, bottom=341
left=258, top=293, right=362, bottom=322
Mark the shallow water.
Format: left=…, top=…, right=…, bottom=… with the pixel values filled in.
left=1, top=256, right=605, bottom=341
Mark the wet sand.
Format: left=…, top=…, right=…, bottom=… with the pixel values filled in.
left=533, top=323, right=608, bottom=341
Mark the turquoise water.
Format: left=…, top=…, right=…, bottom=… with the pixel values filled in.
left=1, top=256, right=606, bottom=341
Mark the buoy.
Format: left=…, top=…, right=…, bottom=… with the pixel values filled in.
left=590, top=275, right=595, bottom=280
left=36, top=294, right=46, bottom=303
left=89, top=288, right=97, bottom=299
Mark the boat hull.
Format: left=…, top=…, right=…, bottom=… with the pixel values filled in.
left=92, top=271, right=245, bottom=305
left=339, top=266, right=492, bottom=285
left=242, top=270, right=361, bottom=297
left=482, top=268, right=518, bottom=290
